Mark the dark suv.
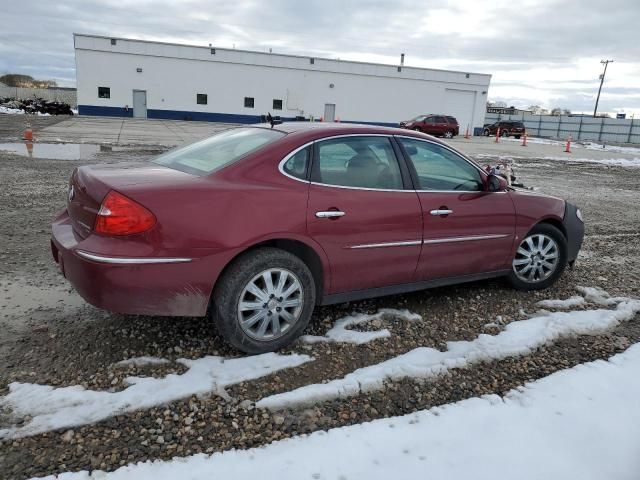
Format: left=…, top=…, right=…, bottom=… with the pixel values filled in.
left=483, top=121, right=525, bottom=139
left=400, top=115, right=459, bottom=138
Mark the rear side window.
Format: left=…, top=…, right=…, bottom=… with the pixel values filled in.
left=153, top=128, right=285, bottom=175
left=282, top=147, right=309, bottom=180
left=399, top=138, right=482, bottom=191
left=314, top=136, right=403, bottom=190
left=446, top=116, right=457, bottom=124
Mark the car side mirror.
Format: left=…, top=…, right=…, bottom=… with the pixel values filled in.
left=486, top=174, right=505, bottom=192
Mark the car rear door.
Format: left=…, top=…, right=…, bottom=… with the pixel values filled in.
left=307, top=135, right=422, bottom=294
left=396, top=136, right=516, bottom=280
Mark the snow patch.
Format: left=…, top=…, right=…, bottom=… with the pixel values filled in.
left=112, top=357, right=170, bottom=368
left=301, top=308, right=421, bottom=345
left=542, top=156, right=640, bottom=167
left=536, top=296, right=586, bottom=309
left=257, top=290, right=640, bottom=410
left=0, top=353, right=312, bottom=440
left=33, top=344, right=640, bottom=480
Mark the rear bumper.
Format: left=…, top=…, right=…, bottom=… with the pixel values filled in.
left=563, top=202, right=585, bottom=264
left=51, top=210, right=218, bottom=317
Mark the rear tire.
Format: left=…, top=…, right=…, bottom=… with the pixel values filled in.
left=501, top=129, right=509, bottom=137
left=514, top=135, right=521, bottom=139
left=212, top=247, right=316, bottom=354
left=443, top=130, right=454, bottom=139
left=507, top=223, right=567, bottom=291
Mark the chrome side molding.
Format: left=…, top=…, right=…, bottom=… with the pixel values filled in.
left=76, top=251, right=192, bottom=264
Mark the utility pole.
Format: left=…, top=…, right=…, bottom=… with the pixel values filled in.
left=593, top=59, right=613, bottom=117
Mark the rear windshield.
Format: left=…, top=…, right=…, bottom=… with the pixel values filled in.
left=153, top=127, right=285, bottom=175
left=512, top=122, right=525, bottom=127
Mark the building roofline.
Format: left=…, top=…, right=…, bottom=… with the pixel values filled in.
left=72, top=33, right=492, bottom=79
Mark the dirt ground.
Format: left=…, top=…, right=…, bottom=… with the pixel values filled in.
left=0, top=115, right=639, bottom=479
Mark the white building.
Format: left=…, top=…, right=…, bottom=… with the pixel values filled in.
left=74, top=34, right=491, bottom=131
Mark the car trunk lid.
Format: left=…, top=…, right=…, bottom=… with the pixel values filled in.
left=66, top=162, right=195, bottom=238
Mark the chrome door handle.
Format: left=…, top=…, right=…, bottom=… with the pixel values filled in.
left=430, top=209, right=453, bottom=216
left=316, top=210, right=345, bottom=218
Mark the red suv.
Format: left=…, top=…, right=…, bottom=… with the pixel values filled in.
left=52, top=123, right=584, bottom=353
left=483, top=121, right=525, bottom=139
left=400, top=115, right=459, bottom=138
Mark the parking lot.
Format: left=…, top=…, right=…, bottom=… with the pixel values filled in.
left=1, top=115, right=639, bottom=478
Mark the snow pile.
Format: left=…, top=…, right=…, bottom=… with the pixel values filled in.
left=0, top=106, right=25, bottom=115
left=0, top=353, right=312, bottom=439
left=257, top=289, right=640, bottom=410
left=113, top=357, right=170, bottom=368
left=536, top=295, right=585, bottom=309
left=301, top=308, right=421, bottom=345
left=583, top=142, right=640, bottom=155
left=542, top=155, right=640, bottom=167
left=33, top=344, right=640, bottom=480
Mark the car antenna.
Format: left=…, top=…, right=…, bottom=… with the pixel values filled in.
left=267, top=112, right=274, bottom=129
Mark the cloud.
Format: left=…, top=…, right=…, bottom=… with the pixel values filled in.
left=1, top=0, right=638, bottom=114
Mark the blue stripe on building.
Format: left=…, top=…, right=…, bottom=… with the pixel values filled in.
left=77, top=105, right=399, bottom=127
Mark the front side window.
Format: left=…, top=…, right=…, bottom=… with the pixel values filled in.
left=314, top=136, right=403, bottom=190
left=98, top=87, right=110, bottom=99
left=399, top=138, right=482, bottom=191
left=282, top=147, right=309, bottom=180
left=153, top=128, right=285, bottom=176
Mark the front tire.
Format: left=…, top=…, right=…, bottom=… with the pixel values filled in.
left=507, top=223, right=567, bottom=291
left=483, top=128, right=491, bottom=136
left=212, top=248, right=316, bottom=354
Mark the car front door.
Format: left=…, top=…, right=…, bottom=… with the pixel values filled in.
left=396, top=136, right=516, bottom=281
left=433, top=116, right=448, bottom=136
left=307, top=135, right=422, bottom=294
left=422, top=116, right=437, bottom=135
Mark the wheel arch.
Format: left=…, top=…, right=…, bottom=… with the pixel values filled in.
left=535, top=217, right=567, bottom=239
left=212, top=237, right=329, bottom=306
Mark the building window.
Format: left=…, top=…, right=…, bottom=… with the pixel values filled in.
left=310, top=58, right=315, bottom=64
left=244, top=97, right=254, bottom=108
left=98, top=87, right=110, bottom=99
left=197, top=94, right=208, bottom=105
left=110, top=38, right=116, bottom=46
left=210, top=48, right=216, bottom=55
left=397, top=66, right=402, bottom=72
left=273, top=99, right=283, bottom=110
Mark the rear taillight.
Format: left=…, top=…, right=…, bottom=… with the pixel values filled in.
left=94, top=190, right=156, bottom=236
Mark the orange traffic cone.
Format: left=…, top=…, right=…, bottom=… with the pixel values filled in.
left=495, top=127, right=500, bottom=143
left=521, top=132, right=527, bottom=146
left=26, top=142, right=34, bottom=157
left=319, top=116, right=324, bottom=122
left=464, top=125, right=470, bottom=139
left=564, top=135, right=572, bottom=153
left=336, top=117, right=340, bottom=123
left=23, top=124, right=33, bottom=141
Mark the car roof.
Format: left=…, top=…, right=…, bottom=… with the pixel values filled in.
left=249, top=121, right=450, bottom=146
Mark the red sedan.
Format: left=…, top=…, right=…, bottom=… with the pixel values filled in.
left=51, top=123, right=584, bottom=353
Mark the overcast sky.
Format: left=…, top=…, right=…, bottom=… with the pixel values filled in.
left=1, top=0, right=639, bottom=115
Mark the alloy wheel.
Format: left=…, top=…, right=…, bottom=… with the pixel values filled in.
left=237, top=268, right=304, bottom=341
left=444, top=131, right=453, bottom=138
left=512, top=234, right=560, bottom=283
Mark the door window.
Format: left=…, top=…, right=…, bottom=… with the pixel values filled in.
left=399, top=138, right=483, bottom=191
left=282, top=146, right=309, bottom=180
left=434, top=116, right=447, bottom=123
left=314, top=136, right=403, bottom=190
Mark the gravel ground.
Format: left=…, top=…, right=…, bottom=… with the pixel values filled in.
left=0, top=119, right=639, bottom=479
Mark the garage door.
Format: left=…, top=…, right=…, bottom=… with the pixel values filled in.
left=444, top=89, right=476, bottom=133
